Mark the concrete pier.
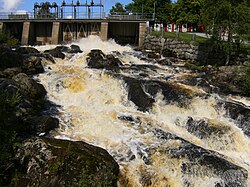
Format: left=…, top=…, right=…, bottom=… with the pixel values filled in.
left=51, top=22, right=60, bottom=44
left=0, top=22, right=3, bottom=30
left=100, top=22, right=108, bottom=41
left=21, top=22, right=31, bottom=45
left=139, top=22, right=146, bottom=49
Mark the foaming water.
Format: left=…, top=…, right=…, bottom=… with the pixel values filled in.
left=37, top=37, right=250, bottom=187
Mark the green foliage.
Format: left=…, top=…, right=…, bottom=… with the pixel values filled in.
left=110, top=2, right=126, bottom=13
left=240, top=65, right=250, bottom=96
left=171, top=0, right=203, bottom=28
left=0, top=91, right=22, bottom=185
left=202, top=0, right=250, bottom=65
left=0, top=31, right=19, bottom=46
left=125, top=0, right=172, bottom=24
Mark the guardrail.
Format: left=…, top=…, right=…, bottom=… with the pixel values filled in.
left=108, top=12, right=154, bottom=20
left=0, top=12, right=154, bottom=21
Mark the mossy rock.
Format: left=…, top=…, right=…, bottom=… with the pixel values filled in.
left=14, top=137, right=119, bottom=187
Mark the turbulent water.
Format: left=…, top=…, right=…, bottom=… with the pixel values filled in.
left=36, top=36, right=250, bottom=187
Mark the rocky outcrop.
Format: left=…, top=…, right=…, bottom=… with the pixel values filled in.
left=15, top=137, right=119, bottom=187
left=152, top=128, right=248, bottom=187
left=87, top=49, right=123, bottom=70
left=44, top=45, right=83, bottom=59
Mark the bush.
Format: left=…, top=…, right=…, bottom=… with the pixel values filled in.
left=240, top=65, right=250, bottom=96
left=0, top=31, right=19, bottom=46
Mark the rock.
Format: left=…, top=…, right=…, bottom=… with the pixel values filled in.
left=152, top=128, right=248, bottom=186
left=1, top=67, right=22, bottom=78
left=22, top=56, right=44, bottom=75
left=69, top=44, right=83, bottom=53
left=0, top=45, right=23, bottom=69
left=87, top=49, right=123, bottom=70
left=146, top=51, right=161, bottom=59
left=12, top=73, right=46, bottom=99
left=15, top=137, right=119, bottom=187
left=44, top=47, right=66, bottom=59
left=185, top=117, right=231, bottom=139
left=15, top=47, right=40, bottom=54
left=25, top=115, right=59, bottom=134
left=156, top=58, right=173, bottom=66
left=162, top=48, right=177, bottom=58
left=219, top=101, right=250, bottom=137
left=123, top=77, right=155, bottom=111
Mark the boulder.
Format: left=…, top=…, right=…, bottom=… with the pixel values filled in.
left=219, top=101, right=250, bottom=137
left=87, top=49, right=123, bottom=70
left=0, top=45, right=23, bottom=69
left=22, top=56, right=44, bottom=75
left=15, top=47, right=40, bottom=54
left=0, top=67, right=22, bottom=78
left=12, top=73, right=46, bottom=99
left=15, top=137, right=119, bottom=187
left=153, top=128, right=248, bottom=187
left=69, top=44, right=83, bottom=53
left=44, top=47, right=66, bottom=59
left=124, top=77, right=155, bottom=112
left=25, top=115, right=59, bottom=134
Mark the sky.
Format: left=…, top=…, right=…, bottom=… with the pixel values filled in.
left=0, top=0, right=133, bottom=13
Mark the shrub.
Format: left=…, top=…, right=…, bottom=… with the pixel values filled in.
left=0, top=31, right=19, bottom=46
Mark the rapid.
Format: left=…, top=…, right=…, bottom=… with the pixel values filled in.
left=36, top=36, right=250, bottom=187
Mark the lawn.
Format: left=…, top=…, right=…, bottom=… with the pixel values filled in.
left=151, top=31, right=209, bottom=45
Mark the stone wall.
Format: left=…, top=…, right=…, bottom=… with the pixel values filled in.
left=143, top=35, right=249, bottom=65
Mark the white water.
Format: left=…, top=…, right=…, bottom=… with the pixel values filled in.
left=36, top=36, right=250, bottom=187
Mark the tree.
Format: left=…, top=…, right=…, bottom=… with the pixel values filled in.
left=202, top=0, right=250, bottom=65
left=125, top=0, right=172, bottom=24
left=109, top=2, right=126, bottom=14
left=171, top=0, right=203, bottom=31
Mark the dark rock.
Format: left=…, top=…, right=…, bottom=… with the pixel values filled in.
left=146, top=51, right=161, bottom=59
left=152, top=128, right=248, bottom=186
left=15, top=137, right=119, bottom=187
left=1, top=67, right=22, bottom=78
left=69, top=44, right=83, bottom=53
left=123, top=77, right=155, bottom=111
left=162, top=48, right=177, bottom=58
left=25, top=115, right=59, bottom=134
left=220, top=101, right=250, bottom=137
left=44, top=47, right=66, bottom=59
left=12, top=73, right=46, bottom=99
left=87, top=49, right=123, bottom=70
left=185, top=117, right=231, bottom=139
left=156, top=58, right=173, bottom=66
left=22, top=56, right=44, bottom=75
left=15, top=47, right=39, bottom=54
left=0, top=45, right=23, bottom=69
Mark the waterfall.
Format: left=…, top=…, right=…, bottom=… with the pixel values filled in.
left=36, top=36, right=250, bottom=187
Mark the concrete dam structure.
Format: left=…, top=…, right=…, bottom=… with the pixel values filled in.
left=0, top=1, right=152, bottom=48
left=1, top=20, right=147, bottom=48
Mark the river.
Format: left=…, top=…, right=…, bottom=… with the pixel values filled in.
left=36, top=36, right=250, bottom=187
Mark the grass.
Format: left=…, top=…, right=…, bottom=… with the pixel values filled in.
left=151, top=31, right=209, bottom=45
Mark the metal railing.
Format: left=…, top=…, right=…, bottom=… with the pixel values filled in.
left=0, top=11, right=154, bottom=20
left=108, top=12, right=154, bottom=20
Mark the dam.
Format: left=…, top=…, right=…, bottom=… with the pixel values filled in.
left=0, top=1, right=153, bottom=47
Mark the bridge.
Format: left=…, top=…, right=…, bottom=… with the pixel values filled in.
left=0, top=1, right=154, bottom=48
